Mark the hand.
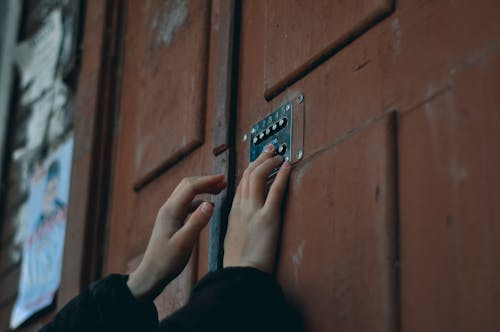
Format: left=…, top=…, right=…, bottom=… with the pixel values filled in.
left=127, top=175, right=227, bottom=301
left=223, top=144, right=291, bottom=273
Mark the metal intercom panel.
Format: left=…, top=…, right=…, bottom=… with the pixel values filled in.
left=247, top=93, right=305, bottom=171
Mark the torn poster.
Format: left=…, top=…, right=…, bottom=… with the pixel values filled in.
left=10, top=138, right=73, bottom=329
left=13, top=79, right=70, bottom=161
left=13, top=9, right=63, bottom=105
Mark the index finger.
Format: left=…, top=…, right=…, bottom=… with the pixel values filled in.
left=165, top=174, right=227, bottom=220
left=264, top=161, right=291, bottom=210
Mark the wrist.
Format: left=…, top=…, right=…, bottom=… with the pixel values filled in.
left=127, top=269, right=148, bottom=301
left=127, top=264, right=163, bottom=302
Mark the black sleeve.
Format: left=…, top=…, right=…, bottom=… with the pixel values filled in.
left=40, top=274, right=159, bottom=332
left=156, top=267, right=300, bottom=332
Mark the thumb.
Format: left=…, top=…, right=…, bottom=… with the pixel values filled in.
left=171, top=202, right=213, bottom=249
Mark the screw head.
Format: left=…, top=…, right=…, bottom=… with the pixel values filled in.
left=297, top=94, right=304, bottom=104
left=242, top=133, right=248, bottom=142
left=251, top=128, right=256, bottom=134
left=285, top=104, right=291, bottom=111
left=296, top=150, right=303, bottom=160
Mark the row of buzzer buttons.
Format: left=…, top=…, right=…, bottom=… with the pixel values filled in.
left=252, top=117, right=288, bottom=146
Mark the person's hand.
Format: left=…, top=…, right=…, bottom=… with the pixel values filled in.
left=223, top=144, right=291, bottom=273
left=127, top=175, right=227, bottom=301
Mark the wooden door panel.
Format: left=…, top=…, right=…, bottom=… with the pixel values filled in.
left=98, top=0, right=500, bottom=328
left=125, top=248, right=197, bottom=314
left=104, top=0, right=216, bottom=318
left=236, top=4, right=398, bottom=330
left=264, top=0, right=393, bottom=98
left=105, top=137, right=208, bottom=316
left=124, top=0, right=211, bottom=190
left=235, top=1, right=500, bottom=330
left=239, top=0, right=500, bottom=167
left=236, top=0, right=394, bottom=170
left=398, top=50, right=500, bottom=332
left=130, top=152, right=205, bottom=255
left=277, top=117, right=397, bottom=332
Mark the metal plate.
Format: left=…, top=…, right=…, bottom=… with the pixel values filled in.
left=250, top=93, right=305, bottom=167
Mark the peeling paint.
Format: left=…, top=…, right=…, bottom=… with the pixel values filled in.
left=391, top=18, right=401, bottom=56
left=13, top=80, right=70, bottom=160
left=294, top=158, right=313, bottom=186
left=292, top=240, right=305, bottom=283
left=152, top=0, right=188, bottom=46
left=14, top=203, right=29, bottom=246
left=452, top=165, right=468, bottom=183
left=13, top=93, right=52, bottom=160
left=135, top=141, right=144, bottom=171
left=47, top=80, right=70, bottom=142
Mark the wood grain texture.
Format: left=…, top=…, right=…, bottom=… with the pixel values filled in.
left=276, top=116, right=397, bottom=332
left=103, top=0, right=218, bottom=318
left=59, top=0, right=121, bottom=310
left=398, top=49, right=500, bottom=332
left=264, top=0, right=394, bottom=99
left=235, top=0, right=500, bottom=331
left=128, top=0, right=211, bottom=190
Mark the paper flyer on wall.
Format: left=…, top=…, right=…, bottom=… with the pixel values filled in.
left=13, top=9, right=63, bottom=105
left=10, top=138, right=73, bottom=329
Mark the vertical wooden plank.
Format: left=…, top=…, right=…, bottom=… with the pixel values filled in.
left=59, top=0, right=122, bottom=308
left=208, top=0, right=236, bottom=271
left=264, top=0, right=394, bottom=99
left=102, top=0, right=216, bottom=318
left=129, top=0, right=211, bottom=190
left=276, top=116, right=397, bottom=332
left=398, top=50, right=500, bottom=332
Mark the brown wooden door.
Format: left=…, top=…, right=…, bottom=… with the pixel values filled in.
left=102, top=0, right=216, bottom=316
left=235, top=2, right=397, bottom=331
left=234, top=0, right=500, bottom=331
left=99, top=0, right=500, bottom=330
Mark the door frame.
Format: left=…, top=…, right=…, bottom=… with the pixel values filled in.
left=58, top=0, right=125, bottom=308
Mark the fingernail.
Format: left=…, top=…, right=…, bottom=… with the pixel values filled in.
left=264, top=144, right=274, bottom=152
left=201, top=202, right=213, bottom=215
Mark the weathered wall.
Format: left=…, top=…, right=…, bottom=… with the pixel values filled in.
left=0, top=0, right=82, bottom=330
left=1, top=1, right=499, bottom=331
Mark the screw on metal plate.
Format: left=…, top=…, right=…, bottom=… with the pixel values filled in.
left=242, top=133, right=248, bottom=142
left=285, top=104, right=291, bottom=111
left=297, top=94, right=304, bottom=104
left=296, top=150, right=303, bottom=160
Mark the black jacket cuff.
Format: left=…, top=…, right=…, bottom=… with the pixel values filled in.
left=158, top=267, right=294, bottom=332
left=41, top=274, right=158, bottom=332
